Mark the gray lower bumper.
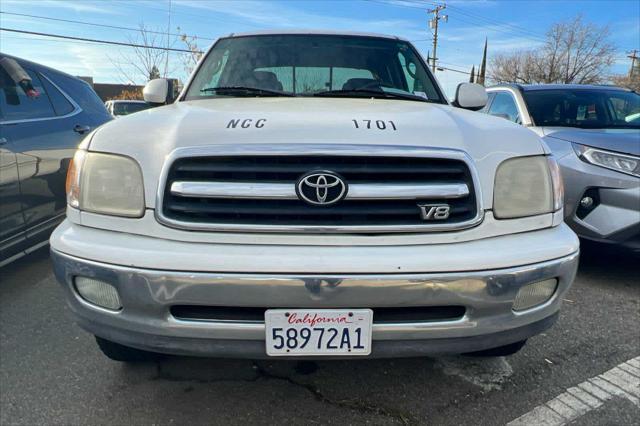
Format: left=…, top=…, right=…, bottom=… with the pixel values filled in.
left=51, top=249, right=578, bottom=358
left=79, top=312, right=559, bottom=359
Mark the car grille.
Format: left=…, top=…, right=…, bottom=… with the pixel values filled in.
left=160, top=154, right=479, bottom=232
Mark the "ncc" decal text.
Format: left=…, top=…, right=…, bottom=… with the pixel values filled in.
left=227, top=118, right=267, bottom=129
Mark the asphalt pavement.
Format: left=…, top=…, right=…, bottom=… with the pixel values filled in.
left=1, top=241, right=638, bottom=425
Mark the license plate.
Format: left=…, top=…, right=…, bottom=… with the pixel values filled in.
left=265, top=309, right=373, bottom=356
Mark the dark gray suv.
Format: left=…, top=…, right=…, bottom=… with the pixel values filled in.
left=0, top=54, right=112, bottom=265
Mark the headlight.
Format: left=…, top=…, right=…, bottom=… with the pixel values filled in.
left=66, top=150, right=145, bottom=217
left=573, top=144, right=640, bottom=177
left=494, top=156, right=561, bottom=219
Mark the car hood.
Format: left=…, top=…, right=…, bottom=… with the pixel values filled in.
left=542, top=127, right=640, bottom=156
left=88, top=97, right=546, bottom=209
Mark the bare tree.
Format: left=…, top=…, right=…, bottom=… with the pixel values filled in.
left=611, top=73, right=640, bottom=92
left=177, top=27, right=204, bottom=78
left=109, top=23, right=177, bottom=84
left=490, top=16, right=616, bottom=85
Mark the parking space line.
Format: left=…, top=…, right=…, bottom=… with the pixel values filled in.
left=565, top=386, right=601, bottom=408
left=576, top=381, right=610, bottom=401
left=618, top=363, right=640, bottom=378
left=507, top=356, right=640, bottom=425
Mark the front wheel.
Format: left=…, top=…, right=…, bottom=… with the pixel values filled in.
left=465, top=339, right=527, bottom=357
left=95, top=336, right=163, bottom=362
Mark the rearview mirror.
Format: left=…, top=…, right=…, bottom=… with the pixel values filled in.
left=143, top=78, right=169, bottom=104
left=452, top=83, right=488, bottom=111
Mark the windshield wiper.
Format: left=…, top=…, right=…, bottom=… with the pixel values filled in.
left=201, top=86, right=294, bottom=97
left=313, top=88, right=433, bottom=102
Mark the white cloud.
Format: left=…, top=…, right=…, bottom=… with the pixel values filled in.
left=1, top=0, right=123, bottom=15
left=173, top=0, right=424, bottom=38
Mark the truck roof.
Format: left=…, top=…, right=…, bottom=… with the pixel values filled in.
left=226, top=29, right=407, bottom=42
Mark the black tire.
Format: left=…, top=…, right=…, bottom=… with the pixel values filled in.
left=95, top=336, right=163, bottom=362
left=465, top=339, right=527, bottom=357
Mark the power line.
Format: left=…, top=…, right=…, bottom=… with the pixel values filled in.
left=440, top=3, right=547, bottom=43
left=403, top=0, right=548, bottom=41
left=0, top=11, right=215, bottom=40
left=366, top=0, right=547, bottom=44
left=0, top=27, right=200, bottom=53
left=0, top=34, right=184, bottom=54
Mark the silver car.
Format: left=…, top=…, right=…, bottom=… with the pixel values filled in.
left=484, top=84, right=640, bottom=250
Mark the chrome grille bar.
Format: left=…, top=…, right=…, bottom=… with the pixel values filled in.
left=171, top=181, right=470, bottom=200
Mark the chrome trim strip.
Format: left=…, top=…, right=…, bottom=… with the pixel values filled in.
left=170, top=181, right=470, bottom=200
left=171, top=181, right=297, bottom=199
left=347, top=182, right=469, bottom=200
left=155, top=144, right=484, bottom=233
left=0, top=73, right=83, bottom=125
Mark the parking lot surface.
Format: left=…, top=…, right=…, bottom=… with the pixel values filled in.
left=1, top=242, right=638, bottom=425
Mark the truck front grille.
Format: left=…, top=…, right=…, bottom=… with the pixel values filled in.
left=160, top=152, right=480, bottom=233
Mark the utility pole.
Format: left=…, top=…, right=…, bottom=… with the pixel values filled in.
left=427, top=4, right=447, bottom=73
left=628, top=50, right=638, bottom=78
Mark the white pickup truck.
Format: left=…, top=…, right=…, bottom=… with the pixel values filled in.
left=51, top=30, right=579, bottom=361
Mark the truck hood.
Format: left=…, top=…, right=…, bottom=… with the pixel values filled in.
left=88, top=98, right=546, bottom=209
left=542, top=127, right=640, bottom=156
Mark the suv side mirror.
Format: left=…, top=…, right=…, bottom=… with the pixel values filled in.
left=453, top=83, right=488, bottom=111
left=143, top=78, right=169, bottom=104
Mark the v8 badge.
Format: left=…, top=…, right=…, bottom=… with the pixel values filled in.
left=417, top=204, right=450, bottom=220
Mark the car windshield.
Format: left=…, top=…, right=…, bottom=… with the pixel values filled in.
left=523, top=89, right=640, bottom=129
left=183, top=34, right=444, bottom=103
left=113, top=102, right=150, bottom=115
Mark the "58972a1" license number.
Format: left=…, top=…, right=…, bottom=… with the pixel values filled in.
left=265, top=309, right=373, bottom=356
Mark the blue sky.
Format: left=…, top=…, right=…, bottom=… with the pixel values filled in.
left=1, top=0, right=638, bottom=97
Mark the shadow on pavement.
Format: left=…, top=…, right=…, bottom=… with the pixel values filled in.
left=577, top=239, right=640, bottom=287
left=0, top=246, right=51, bottom=294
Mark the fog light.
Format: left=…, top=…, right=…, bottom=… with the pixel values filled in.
left=579, top=196, right=594, bottom=208
left=513, top=279, right=557, bottom=311
left=75, top=277, right=122, bottom=310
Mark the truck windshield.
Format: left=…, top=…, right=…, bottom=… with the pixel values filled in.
left=183, top=34, right=444, bottom=103
left=523, top=89, right=640, bottom=129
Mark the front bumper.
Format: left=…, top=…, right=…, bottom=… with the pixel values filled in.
left=50, top=221, right=579, bottom=358
left=559, top=153, right=640, bottom=250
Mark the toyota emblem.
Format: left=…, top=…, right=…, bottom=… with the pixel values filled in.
left=296, top=171, right=348, bottom=206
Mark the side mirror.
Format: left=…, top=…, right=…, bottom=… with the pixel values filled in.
left=453, top=83, right=488, bottom=111
left=143, top=78, right=169, bottom=104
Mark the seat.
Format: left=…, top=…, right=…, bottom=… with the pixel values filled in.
left=342, top=78, right=379, bottom=91
left=252, top=71, right=283, bottom=92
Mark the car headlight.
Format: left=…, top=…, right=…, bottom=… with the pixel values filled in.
left=573, top=144, right=640, bottom=177
left=66, top=150, right=145, bottom=217
left=494, top=156, right=562, bottom=219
